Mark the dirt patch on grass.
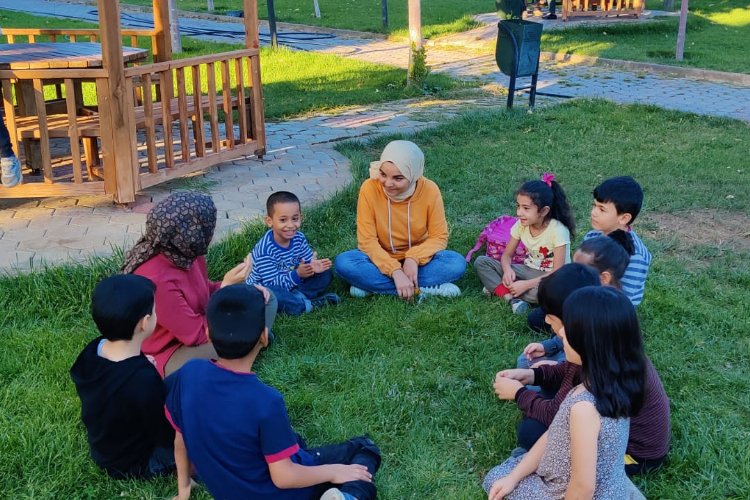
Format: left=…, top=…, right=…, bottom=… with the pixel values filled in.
left=642, top=209, right=750, bottom=252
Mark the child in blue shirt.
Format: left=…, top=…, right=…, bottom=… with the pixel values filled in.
left=586, top=176, right=652, bottom=305
left=166, top=285, right=381, bottom=500
left=247, top=191, right=340, bottom=315
left=526, top=176, right=652, bottom=335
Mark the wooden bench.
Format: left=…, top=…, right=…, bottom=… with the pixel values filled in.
left=12, top=94, right=236, bottom=175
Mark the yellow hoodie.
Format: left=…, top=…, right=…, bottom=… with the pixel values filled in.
left=356, top=177, right=449, bottom=277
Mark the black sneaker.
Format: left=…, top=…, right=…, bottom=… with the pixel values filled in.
left=542, top=12, right=557, bottom=19
left=310, top=293, right=342, bottom=309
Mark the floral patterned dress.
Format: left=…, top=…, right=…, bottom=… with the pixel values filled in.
left=483, top=387, right=645, bottom=499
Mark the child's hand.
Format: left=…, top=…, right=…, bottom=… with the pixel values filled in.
left=252, top=284, right=271, bottom=304
left=502, top=268, right=516, bottom=287
left=402, top=257, right=419, bottom=287
left=297, top=259, right=315, bottom=279
left=493, top=375, right=524, bottom=400
left=508, top=279, right=532, bottom=297
left=523, top=342, right=545, bottom=361
left=221, top=255, right=251, bottom=287
left=310, top=252, right=332, bottom=274
left=327, top=463, right=373, bottom=484
left=496, top=368, right=534, bottom=385
left=488, top=476, right=518, bottom=500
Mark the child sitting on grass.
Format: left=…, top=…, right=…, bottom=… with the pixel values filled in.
left=517, top=263, right=601, bottom=369
left=70, top=274, right=175, bottom=479
left=247, top=191, right=340, bottom=316
left=587, top=176, right=652, bottom=305
left=494, top=283, right=671, bottom=476
left=475, top=172, right=575, bottom=314
left=166, top=285, right=381, bottom=500
left=521, top=231, right=633, bottom=364
left=484, top=287, right=647, bottom=498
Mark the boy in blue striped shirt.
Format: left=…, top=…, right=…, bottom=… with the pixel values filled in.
left=247, top=191, right=340, bottom=315
left=586, top=176, right=652, bottom=306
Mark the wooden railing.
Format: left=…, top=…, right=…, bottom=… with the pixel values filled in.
left=562, top=0, right=643, bottom=21
left=0, top=50, right=266, bottom=200
left=1, top=28, right=157, bottom=52
left=123, top=48, right=266, bottom=190
left=0, top=67, right=109, bottom=197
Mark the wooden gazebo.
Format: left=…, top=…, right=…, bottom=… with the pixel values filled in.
left=0, top=0, right=265, bottom=203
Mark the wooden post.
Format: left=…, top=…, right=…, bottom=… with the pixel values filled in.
left=153, top=0, right=173, bottom=62
left=675, top=0, right=688, bottom=61
left=98, top=0, right=140, bottom=203
left=244, top=0, right=260, bottom=49
left=407, top=0, right=423, bottom=86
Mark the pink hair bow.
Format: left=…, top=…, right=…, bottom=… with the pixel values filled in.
left=541, top=172, right=555, bottom=187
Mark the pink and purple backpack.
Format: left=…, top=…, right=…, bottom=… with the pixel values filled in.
left=465, top=215, right=526, bottom=264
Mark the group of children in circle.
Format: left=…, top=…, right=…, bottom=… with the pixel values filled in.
left=69, top=139, right=670, bottom=499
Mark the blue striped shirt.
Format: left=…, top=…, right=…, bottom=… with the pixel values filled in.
left=246, top=230, right=314, bottom=290
left=584, top=229, right=652, bottom=306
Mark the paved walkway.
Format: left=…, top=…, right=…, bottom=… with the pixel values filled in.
left=1, top=1, right=749, bottom=272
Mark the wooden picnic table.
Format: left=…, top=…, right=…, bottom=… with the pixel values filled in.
left=0, top=42, right=148, bottom=69
left=0, top=42, right=149, bottom=172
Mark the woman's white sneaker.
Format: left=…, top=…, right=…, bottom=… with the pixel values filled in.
left=419, top=283, right=461, bottom=298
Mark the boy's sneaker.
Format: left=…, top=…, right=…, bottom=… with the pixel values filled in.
left=321, top=488, right=358, bottom=500
left=310, top=292, right=341, bottom=309
left=419, top=283, right=461, bottom=298
left=1, top=155, right=22, bottom=188
left=510, top=298, right=529, bottom=314
left=349, top=286, right=370, bottom=298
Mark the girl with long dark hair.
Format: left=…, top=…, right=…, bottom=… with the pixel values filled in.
left=485, top=287, right=648, bottom=498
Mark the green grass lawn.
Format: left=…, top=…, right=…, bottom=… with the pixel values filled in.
left=122, top=0, right=488, bottom=38
left=541, top=0, right=750, bottom=73
left=1, top=99, right=748, bottom=497
left=0, top=10, right=461, bottom=121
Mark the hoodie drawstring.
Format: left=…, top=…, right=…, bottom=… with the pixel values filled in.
left=387, top=199, right=412, bottom=254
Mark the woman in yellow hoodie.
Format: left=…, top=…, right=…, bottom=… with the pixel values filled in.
left=334, top=140, right=466, bottom=300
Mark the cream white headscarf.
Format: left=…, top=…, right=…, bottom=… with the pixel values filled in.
left=369, top=140, right=425, bottom=201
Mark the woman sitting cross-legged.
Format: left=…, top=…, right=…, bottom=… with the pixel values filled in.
left=335, top=140, right=466, bottom=300
left=121, top=192, right=278, bottom=377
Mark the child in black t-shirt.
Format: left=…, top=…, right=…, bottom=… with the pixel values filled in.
left=70, top=274, right=174, bottom=478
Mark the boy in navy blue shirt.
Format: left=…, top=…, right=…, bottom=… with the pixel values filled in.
left=246, top=191, right=340, bottom=315
left=70, top=274, right=174, bottom=479
left=166, top=285, right=381, bottom=500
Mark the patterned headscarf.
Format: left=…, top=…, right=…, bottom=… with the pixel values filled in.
left=121, top=192, right=217, bottom=273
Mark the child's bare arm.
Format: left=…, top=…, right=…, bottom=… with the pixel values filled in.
left=173, top=432, right=192, bottom=500
left=501, top=237, right=521, bottom=286
left=510, top=243, right=569, bottom=294
left=268, top=458, right=372, bottom=489
left=567, top=401, right=600, bottom=499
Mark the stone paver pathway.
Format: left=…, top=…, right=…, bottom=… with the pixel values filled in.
left=0, top=92, right=509, bottom=272
left=1, top=0, right=749, bottom=272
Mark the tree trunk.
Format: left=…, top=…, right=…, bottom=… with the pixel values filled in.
left=407, top=0, right=422, bottom=86
left=662, top=0, right=674, bottom=10
left=675, top=0, right=688, bottom=60
left=207, top=0, right=214, bottom=13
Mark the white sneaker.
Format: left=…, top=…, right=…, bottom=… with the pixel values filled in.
left=419, top=283, right=461, bottom=298
left=1, top=155, right=22, bottom=188
left=349, top=286, right=369, bottom=298
left=510, top=298, right=529, bottom=314
left=482, top=287, right=491, bottom=296
left=321, top=487, right=357, bottom=500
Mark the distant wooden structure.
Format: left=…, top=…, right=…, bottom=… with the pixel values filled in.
left=562, top=0, right=643, bottom=21
left=0, top=0, right=265, bottom=203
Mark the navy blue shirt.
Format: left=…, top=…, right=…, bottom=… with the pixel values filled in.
left=165, top=359, right=316, bottom=500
